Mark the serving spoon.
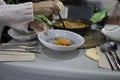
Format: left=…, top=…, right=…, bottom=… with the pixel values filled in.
left=58, top=12, right=66, bottom=28
left=100, top=43, right=114, bottom=70
left=100, top=42, right=120, bottom=71
left=108, top=42, right=120, bottom=67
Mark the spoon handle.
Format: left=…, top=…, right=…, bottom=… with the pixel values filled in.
left=115, top=51, right=120, bottom=64
left=100, top=45, right=115, bottom=70
left=58, top=12, right=66, bottom=28
left=113, top=51, right=120, bottom=67
left=105, top=51, right=115, bottom=70
left=108, top=50, right=120, bottom=71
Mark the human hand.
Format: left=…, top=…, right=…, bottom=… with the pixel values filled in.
left=33, top=1, right=59, bottom=17
left=33, top=1, right=64, bottom=17
left=29, top=20, right=50, bottom=34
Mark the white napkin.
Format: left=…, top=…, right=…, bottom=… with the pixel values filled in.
left=0, top=51, right=36, bottom=61
left=96, top=47, right=111, bottom=69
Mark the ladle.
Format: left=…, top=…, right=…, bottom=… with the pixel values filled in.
left=108, top=42, right=117, bottom=51
left=100, top=43, right=114, bottom=70
left=58, top=12, right=66, bottom=28
left=54, top=0, right=66, bottom=28
left=100, top=42, right=120, bottom=70
left=108, top=42, right=120, bottom=67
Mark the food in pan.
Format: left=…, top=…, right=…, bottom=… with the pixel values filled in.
left=54, top=21, right=89, bottom=28
left=52, top=37, right=72, bottom=46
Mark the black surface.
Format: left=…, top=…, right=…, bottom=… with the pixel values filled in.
left=1, top=27, right=12, bottom=43
left=68, top=6, right=94, bottom=20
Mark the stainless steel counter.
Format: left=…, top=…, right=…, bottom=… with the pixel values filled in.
left=0, top=40, right=120, bottom=80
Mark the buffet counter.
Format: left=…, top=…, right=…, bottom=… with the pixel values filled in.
left=0, top=0, right=120, bottom=80
left=0, top=40, right=120, bottom=80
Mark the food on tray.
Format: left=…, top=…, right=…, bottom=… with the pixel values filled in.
left=54, top=21, right=89, bottom=28
left=52, top=37, right=72, bottom=46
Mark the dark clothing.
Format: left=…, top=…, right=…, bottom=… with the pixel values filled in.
left=19, top=0, right=44, bottom=3
left=4, top=0, right=44, bottom=3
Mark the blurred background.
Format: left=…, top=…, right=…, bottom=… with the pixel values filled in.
left=1, top=0, right=119, bottom=43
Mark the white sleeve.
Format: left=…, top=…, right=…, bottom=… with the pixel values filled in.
left=0, top=2, right=34, bottom=32
left=0, top=0, right=5, bottom=5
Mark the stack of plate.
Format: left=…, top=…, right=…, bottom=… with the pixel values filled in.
left=101, top=24, right=120, bottom=42
left=8, top=29, right=37, bottom=41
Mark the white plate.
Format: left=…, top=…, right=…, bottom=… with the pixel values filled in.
left=8, top=29, right=37, bottom=41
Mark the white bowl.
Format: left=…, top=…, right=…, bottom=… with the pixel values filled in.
left=38, top=29, right=84, bottom=51
left=101, top=24, right=120, bottom=42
